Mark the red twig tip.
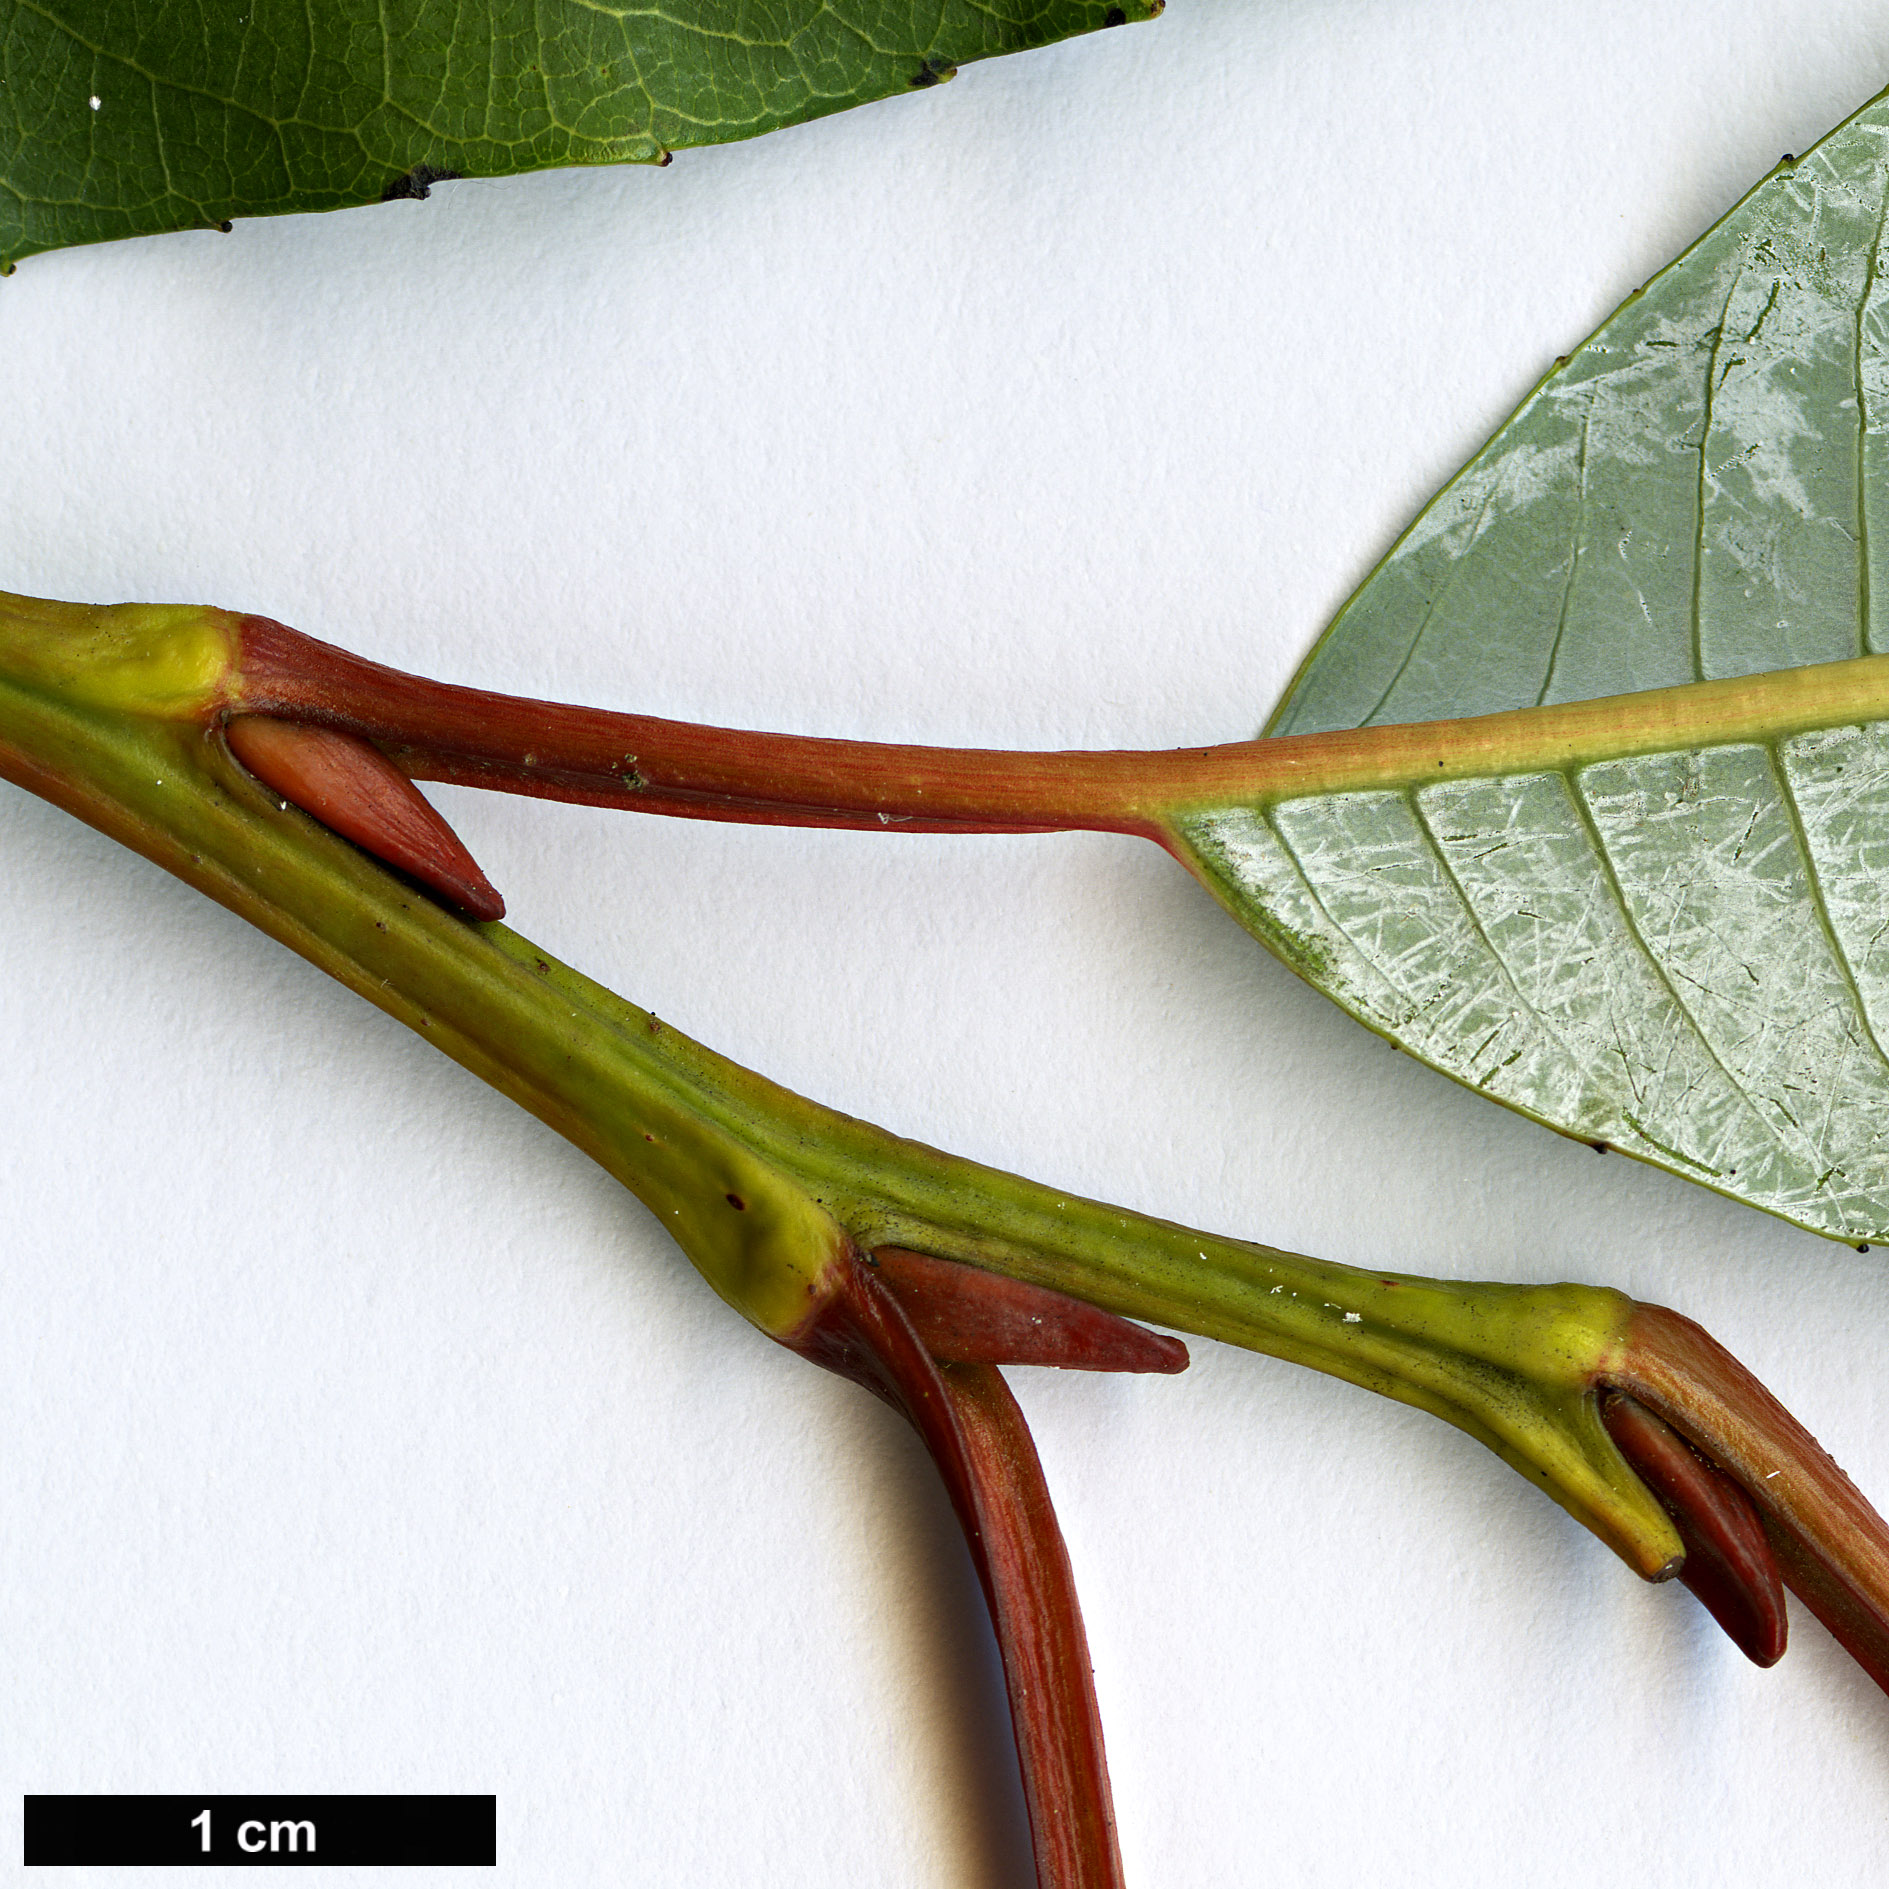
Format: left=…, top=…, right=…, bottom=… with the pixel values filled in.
left=1606, top=1303, right=1889, bottom=1694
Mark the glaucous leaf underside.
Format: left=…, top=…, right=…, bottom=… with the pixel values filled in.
left=0, top=0, right=1152, bottom=272
left=1272, top=88, right=1889, bottom=734
left=1185, top=87, right=1889, bottom=1243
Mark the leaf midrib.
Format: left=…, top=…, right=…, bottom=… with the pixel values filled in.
left=1212, top=653, right=1889, bottom=812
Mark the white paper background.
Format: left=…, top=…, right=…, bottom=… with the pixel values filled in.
left=8, top=2, right=1889, bottom=1881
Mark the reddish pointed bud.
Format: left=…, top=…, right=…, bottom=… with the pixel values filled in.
left=1601, top=1391, right=1787, bottom=1666
left=795, top=1252, right=1126, bottom=1889
left=1607, top=1302, right=1889, bottom=1694
left=226, top=714, right=504, bottom=921
left=873, top=1246, right=1187, bottom=1373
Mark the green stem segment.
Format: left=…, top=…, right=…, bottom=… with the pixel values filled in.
left=7, top=591, right=1889, bottom=1696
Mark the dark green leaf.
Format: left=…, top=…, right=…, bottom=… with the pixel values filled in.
left=0, top=0, right=1155, bottom=271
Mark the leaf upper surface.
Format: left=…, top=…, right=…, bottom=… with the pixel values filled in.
left=0, top=0, right=1152, bottom=270
left=1185, top=88, right=1889, bottom=1243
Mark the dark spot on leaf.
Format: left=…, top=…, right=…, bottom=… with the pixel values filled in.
left=726, top=1192, right=748, bottom=1211
left=382, top=163, right=463, bottom=203
left=1104, top=6, right=1126, bottom=23
left=1858, top=1242, right=1871, bottom=1253
left=1591, top=1140, right=1609, bottom=1154
left=910, top=59, right=957, bottom=87
left=214, top=220, right=233, bottom=234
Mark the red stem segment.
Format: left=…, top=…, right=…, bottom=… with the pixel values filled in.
left=794, top=1250, right=1130, bottom=1889
left=942, top=1360, right=1124, bottom=1889
left=232, top=620, right=1178, bottom=1882
left=233, top=616, right=1192, bottom=836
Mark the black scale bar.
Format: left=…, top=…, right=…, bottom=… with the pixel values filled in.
left=25, top=1795, right=495, bottom=1867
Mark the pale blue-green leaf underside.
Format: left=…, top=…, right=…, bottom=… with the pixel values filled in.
left=1272, top=89, right=1889, bottom=735
left=1183, top=88, right=1889, bottom=1243
left=1179, top=727, right=1889, bottom=1241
